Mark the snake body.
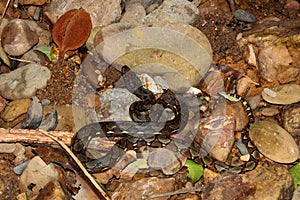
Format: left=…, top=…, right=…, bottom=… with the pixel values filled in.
left=71, top=66, right=258, bottom=173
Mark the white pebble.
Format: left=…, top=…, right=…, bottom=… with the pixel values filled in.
left=263, top=88, right=277, bottom=97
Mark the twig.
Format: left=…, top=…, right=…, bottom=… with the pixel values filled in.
left=142, top=186, right=204, bottom=199
left=1, top=0, right=11, bottom=22
left=0, top=128, right=72, bottom=145
left=38, top=129, right=111, bottom=200
left=8, top=56, right=34, bottom=63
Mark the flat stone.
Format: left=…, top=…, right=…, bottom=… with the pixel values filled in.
left=0, top=63, right=51, bottom=100
left=143, top=0, right=199, bottom=24
left=0, top=99, right=32, bottom=121
left=1, top=19, right=38, bottom=56
left=0, top=143, right=16, bottom=153
left=249, top=120, right=299, bottom=163
left=91, top=21, right=212, bottom=91
left=262, top=84, right=300, bottom=105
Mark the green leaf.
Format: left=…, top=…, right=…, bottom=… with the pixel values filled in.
left=35, top=45, right=53, bottom=61
left=289, top=163, right=300, bottom=189
left=185, top=160, right=204, bottom=183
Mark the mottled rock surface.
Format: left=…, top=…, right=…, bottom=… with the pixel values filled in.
left=0, top=64, right=51, bottom=100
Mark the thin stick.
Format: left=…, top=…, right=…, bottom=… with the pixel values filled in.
left=1, top=0, right=11, bottom=21
left=38, top=129, right=111, bottom=200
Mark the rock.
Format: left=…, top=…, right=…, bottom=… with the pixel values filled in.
left=44, top=0, right=122, bottom=27
left=202, top=171, right=256, bottom=200
left=0, top=99, right=32, bottom=121
left=20, top=50, right=50, bottom=66
left=262, top=84, right=300, bottom=105
left=0, top=143, right=16, bottom=153
left=148, top=148, right=187, bottom=175
left=20, top=156, right=59, bottom=196
left=285, top=0, right=300, bottom=10
left=120, top=2, right=146, bottom=23
left=0, top=18, right=51, bottom=50
left=43, top=104, right=74, bottom=131
left=111, top=177, right=175, bottom=200
left=234, top=9, right=257, bottom=23
left=292, top=186, right=300, bottom=200
left=0, top=43, right=10, bottom=67
left=249, top=120, right=299, bottom=163
left=283, top=104, right=300, bottom=149
left=1, top=19, right=38, bottom=56
left=237, top=21, right=300, bottom=84
left=197, top=113, right=235, bottom=162
left=0, top=95, right=7, bottom=113
left=243, top=166, right=294, bottom=200
left=143, top=0, right=199, bottom=24
left=0, top=64, right=51, bottom=100
left=261, top=107, right=280, bottom=116
left=90, top=21, right=212, bottom=91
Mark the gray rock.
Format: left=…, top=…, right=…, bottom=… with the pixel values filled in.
left=1, top=19, right=38, bottom=56
left=234, top=9, right=257, bottom=23
left=143, top=0, right=200, bottom=24
left=44, top=0, right=122, bottom=27
left=0, top=63, right=51, bottom=100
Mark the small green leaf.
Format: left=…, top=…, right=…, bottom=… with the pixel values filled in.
left=289, top=163, right=300, bottom=189
left=185, top=160, right=204, bottom=183
left=35, top=45, right=53, bottom=61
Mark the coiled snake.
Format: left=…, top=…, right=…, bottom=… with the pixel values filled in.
left=71, top=66, right=258, bottom=173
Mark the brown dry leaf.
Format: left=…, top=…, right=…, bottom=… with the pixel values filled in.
left=52, top=8, right=92, bottom=61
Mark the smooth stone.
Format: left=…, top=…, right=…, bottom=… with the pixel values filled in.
left=262, top=84, right=300, bottom=105
left=91, top=22, right=212, bottom=91
left=249, top=120, right=299, bottom=163
left=1, top=19, right=38, bottom=56
left=0, top=99, right=32, bottom=121
left=0, top=143, right=16, bottom=153
left=143, top=0, right=199, bottom=24
left=0, top=63, right=51, bottom=100
left=234, top=9, right=257, bottom=23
